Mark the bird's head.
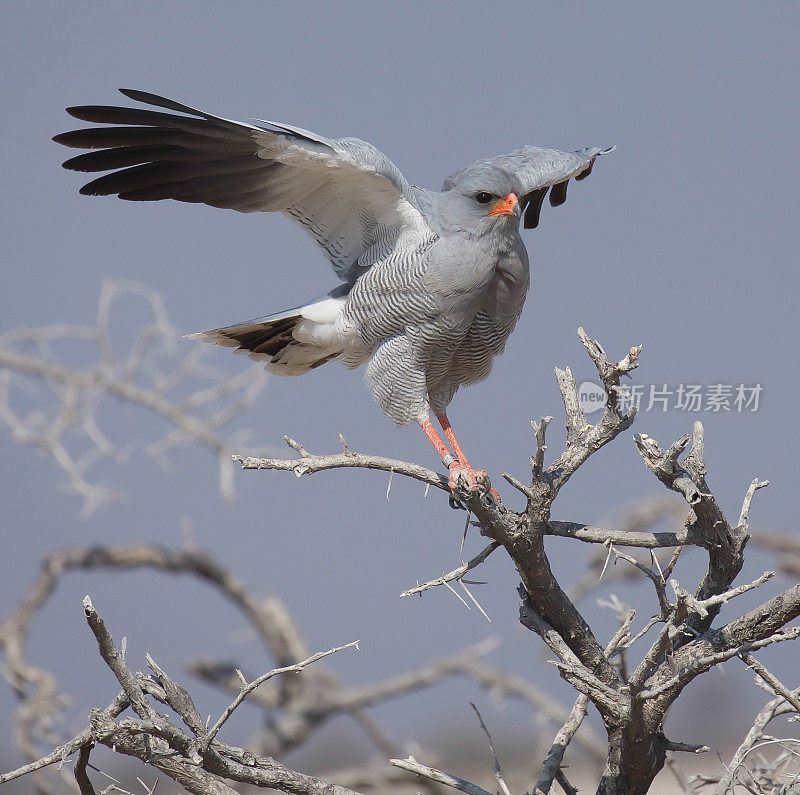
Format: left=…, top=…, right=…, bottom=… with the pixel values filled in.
left=437, top=163, right=522, bottom=236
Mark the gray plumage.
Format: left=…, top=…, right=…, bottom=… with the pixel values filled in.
left=55, top=89, right=613, bottom=427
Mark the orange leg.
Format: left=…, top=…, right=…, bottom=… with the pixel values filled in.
left=436, top=412, right=472, bottom=467
left=419, top=418, right=453, bottom=462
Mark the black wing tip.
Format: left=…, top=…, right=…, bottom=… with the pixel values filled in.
left=64, top=105, right=113, bottom=122
left=78, top=182, right=108, bottom=197
left=61, top=153, right=90, bottom=172
left=62, top=90, right=147, bottom=118
left=523, top=207, right=541, bottom=229
left=522, top=186, right=548, bottom=229
left=54, top=131, right=96, bottom=168
left=118, top=87, right=207, bottom=119
left=549, top=180, right=569, bottom=207
left=118, top=87, right=157, bottom=104
left=77, top=184, right=135, bottom=199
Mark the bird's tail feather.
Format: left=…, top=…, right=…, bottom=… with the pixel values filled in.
left=186, top=297, right=345, bottom=376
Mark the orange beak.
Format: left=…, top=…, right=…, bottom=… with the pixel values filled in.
left=487, top=192, right=519, bottom=217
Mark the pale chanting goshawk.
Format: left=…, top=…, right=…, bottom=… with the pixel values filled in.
left=55, top=89, right=613, bottom=496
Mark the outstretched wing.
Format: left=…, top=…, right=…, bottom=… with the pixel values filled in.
left=54, top=89, right=429, bottom=280
left=513, top=146, right=615, bottom=229
left=444, top=145, right=614, bottom=230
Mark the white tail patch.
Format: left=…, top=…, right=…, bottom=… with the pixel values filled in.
left=293, top=295, right=347, bottom=348
left=300, top=296, right=346, bottom=323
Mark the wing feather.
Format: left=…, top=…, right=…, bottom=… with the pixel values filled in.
left=55, top=89, right=429, bottom=280
left=514, top=146, right=614, bottom=227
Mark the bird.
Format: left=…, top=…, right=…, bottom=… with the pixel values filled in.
left=54, top=89, right=613, bottom=497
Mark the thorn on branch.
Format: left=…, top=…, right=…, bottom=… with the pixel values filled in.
left=386, top=468, right=394, bottom=500
left=459, top=581, right=492, bottom=622
left=608, top=544, right=671, bottom=618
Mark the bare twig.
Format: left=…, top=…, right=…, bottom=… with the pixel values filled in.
left=739, top=478, right=770, bottom=527
left=400, top=542, right=501, bottom=597
left=533, top=608, right=636, bottom=793
left=82, top=598, right=362, bottom=795
left=470, top=703, right=512, bottom=795
left=738, top=653, right=800, bottom=714
left=389, top=755, right=493, bottom=795
left=0, top=692, right=128, bottom=785
left=236, top=448, right=448, bottom=491
left=201, top=640, right=360, bottom=748
left=546, top=520, right=701, bottom=548
left=677, top=570, right=775, bottom=618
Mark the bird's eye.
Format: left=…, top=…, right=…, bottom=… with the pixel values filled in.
left=475, top=192, right=494, bottom=204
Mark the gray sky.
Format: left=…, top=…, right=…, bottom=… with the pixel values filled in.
left=2, top=0, right=799, bottom=783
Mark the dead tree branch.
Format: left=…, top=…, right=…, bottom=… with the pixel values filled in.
left=38, top=595, right=361, bottom=794
left=389, top=755, right=494, bottom=795
left=234, top=328, right=798, bottom=794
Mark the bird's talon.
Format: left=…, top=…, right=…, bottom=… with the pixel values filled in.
left=448, top=462, right=493, bottom=498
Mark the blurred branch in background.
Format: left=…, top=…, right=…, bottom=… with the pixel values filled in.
left=0, top=280, right=272, bottom=516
